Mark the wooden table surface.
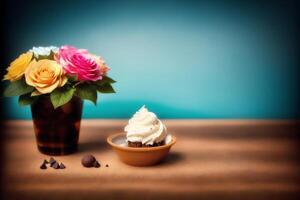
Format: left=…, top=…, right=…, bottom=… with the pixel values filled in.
left=1, top=120, right=300, bottom=200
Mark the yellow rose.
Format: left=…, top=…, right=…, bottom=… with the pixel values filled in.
left=25, top=59, right=67, bottom=94
left=3, top=52, right=33, bottom=81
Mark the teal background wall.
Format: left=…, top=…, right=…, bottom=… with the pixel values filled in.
left=1, top=0, right=299, bottom=119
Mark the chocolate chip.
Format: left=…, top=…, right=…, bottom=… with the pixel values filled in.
left=60, top=163, right=66, bottom=169
left=43, top=159, right=49, bottom=165
left=81, top=154, right=96, bottom=168
left=49, top=157, right=56, bottom=166
left=50, top=161, right=57, bottom=167
left=105, top=164, right=109, bottom=167
left=94, top=161, right=100, bottom=168
left=40, top=163, right=47, bottom=170
left=52, top=162, right=60, bottom=169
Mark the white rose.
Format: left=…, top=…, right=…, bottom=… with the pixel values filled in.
left=30, top=46, right=59, bottom=57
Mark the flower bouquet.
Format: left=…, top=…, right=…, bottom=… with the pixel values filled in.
left=2, top=46, right=116, bottom=155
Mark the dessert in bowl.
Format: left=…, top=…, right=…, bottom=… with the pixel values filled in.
left=107, top=106, right=176, bottom=166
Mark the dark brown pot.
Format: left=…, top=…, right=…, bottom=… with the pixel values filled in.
left=31, top=95, right=83, bottom=155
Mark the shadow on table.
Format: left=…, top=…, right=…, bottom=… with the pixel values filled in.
left=157, top=151, right=185, bottom=166
left=78, top=139, right=109, bottom=153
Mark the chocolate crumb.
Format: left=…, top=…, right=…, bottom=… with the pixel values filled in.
left=60, top=163, right=66, bottom=169
left=94, top=161, right=100, bottom=168
left=52, top=162, right=60, bottom=169
left=40, top=163, right=47, bottom=170
left=105, top=164, right=109, bottom=167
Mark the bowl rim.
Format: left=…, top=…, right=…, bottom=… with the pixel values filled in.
left=107, top=133, right=176, bottom=152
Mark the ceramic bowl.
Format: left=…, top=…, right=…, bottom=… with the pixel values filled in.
left=107, top=133, right=176, bottom=166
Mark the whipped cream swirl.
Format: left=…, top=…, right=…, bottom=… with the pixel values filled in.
left=125, top=105, right=167, bottom=145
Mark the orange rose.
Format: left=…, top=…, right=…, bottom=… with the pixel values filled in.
left=25, top=59, right=67, bottom=94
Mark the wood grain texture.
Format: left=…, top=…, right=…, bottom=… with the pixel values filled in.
left=1, top=120, right=300, bottom=200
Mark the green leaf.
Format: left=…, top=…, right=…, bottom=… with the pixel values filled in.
left=50, top=86, right=75, bottom=109
left=97, top=83, right=116, bottom=93
left=104, top=76, right=116, bottom=83
left=18, top=94, right=37, bottom=106
left=48, top=50, right=56, bottom=60
left=96, top=76, right=116, bottom=86
left=3, top=79, right=34, bottom=97
left=67, top=74, right=78, bottom=82
left=36, top=55, right=48, bottom=60
left=75, top=83, right=97, bottom=104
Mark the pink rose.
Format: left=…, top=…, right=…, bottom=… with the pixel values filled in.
left=56, top=45, right=104, bottom=81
